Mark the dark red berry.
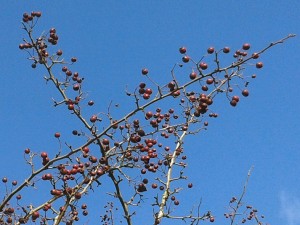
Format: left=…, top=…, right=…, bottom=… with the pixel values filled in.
left=207, top=47, right=214, bottom=54
left=142, top=68, right=148, bottom=75
left=242, top=43, right=251, bottom=50
left=199, top=62, right=208, bottom=70
left=179, top=47, right=187, bottom=54
left=56, top=50, right=63, bottom=56
left=90, top=115, right=97, bottom=123
left=189, top=72, right=197, bottom=80
left=223, top=47, right=230, bottom=53
left=242, top=89, right=249, bottom=97
left=182, top=56, right=190, bottom=63
left=256, top=62, right=263, bottom=68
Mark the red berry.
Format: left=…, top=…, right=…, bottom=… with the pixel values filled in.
left=230, top=100, right=237, bottom=107
left=66, top=70, right=72, bottom=76
left=32, top=211, right=40, bottom=220
left=142, top=178, right=148, bottom=184
left=189, top=72, right=197, bottom=80
left=24, top=148, right=30, bottom=154
left=172, top=90, right=180, bottom=97
left=202, top=85, right=208, bottom=91
left=73, top=84, right=80, bottom=91
left=182, top=56, right=190, bottom=63
left=206, top=78, right=214, bottom=85
left=68, top=103, right=74, bottom=110
left=146, top=111, right=153, bottom=119
left=90, top=115, right=97, bottom=123
left=54, top=132, right=60, bottom=138
left=102, top=139, right=110, bottom=145
left=71, top=57, right=77, bottom=62
left=179, top=47, right=187, bottom=54
left=75, top=192, right=81, bottom=199
left=242, top=89, right=249, bottom=97
left=199, top=62, right=208, bottom=70
left=143, top=93, right=150, bottom=100
left=41, top=152, right=48, bottom=158
left=242, top=43, right=251, bottom=50
left=232, top=96, right=240, bottom=102
left=252, top=53, right=259, bottom=59
left=210, top=217, right=215, bottom=222
left=49, top=28, right=56, bottom=33
left=2, top=177, right=7, bottom=183
left=141, top=68, right=148, bottom=75
left=223, top=47, right=230, bottom=53
left=56, top=50, right=63, bottom=56
left=207, top=47, right=214, bottom=54
left=256, top=62, right=263, bottom=68
left=188, top=183, right=193, bottom=188
left=88, top=100, right=94, bottom=106
left=82, top=147, right=89, bottom=153
left=174, top=200, right=180, bottom=205
left=152, top=183, right=158, bottom=189
left=62, top=66, right=68, bottom=72
left=145, top=88, right=152, bottom=95
left=139, top=82, right=146, bottom=88
left=16, top=194, right=22, bottom=200
left=35, top=11, right=42, bottom=17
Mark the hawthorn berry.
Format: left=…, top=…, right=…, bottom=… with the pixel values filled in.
left=88, top=100, right=94, bottom=106
left=54, top=132, right=60, bottom=138
left=207, top=47, right=214, bottom=54
left=56, top=49, right=63, bottom=56
left=232, top=96, right=240, bottom=102
left=90, top=115, right=97, bottom=123
left=256, top=62, right=263, bottom=68
left=206, top=78, right=214, bottom=85
left=141, top=68, right=148, bottom=75
left=199, top=62, right=208, bottom=70
left=230, top=100, right=237, bottom=107
left=102, top=139, right=109, bottom=145
left=179, top=46, right=187, bottom=54
left=68, top=104, right=74, bottom=110
left=252, top=53, right=259, bottom=59
left=182, top=55, right=190, bottom=63
left=242, top=43, right=251, bottom=50
left=189, top=72, right=197, bottom=80
left=41, top=152, right=48, bottom=158
left=62, top=66, right=68, bottom=72
left=152, top=183, right=158, bottom=189
left=202, top=85, right=208, bottom=91
left=73, top=84, right=80, bottom=91
left=223, top=47, right=230, bottom=53
left=143, top=93, right=150, bottom=100
left=242, top=89, right=249, bottom=97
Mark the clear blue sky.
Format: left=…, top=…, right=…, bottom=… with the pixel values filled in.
left=1, top=1, right=299, bottom=225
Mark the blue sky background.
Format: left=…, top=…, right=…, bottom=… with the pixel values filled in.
left=0, top=1, right=299, bottom=225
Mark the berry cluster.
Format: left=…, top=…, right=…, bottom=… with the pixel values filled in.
left=1, top=11, right=294, bottom=225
